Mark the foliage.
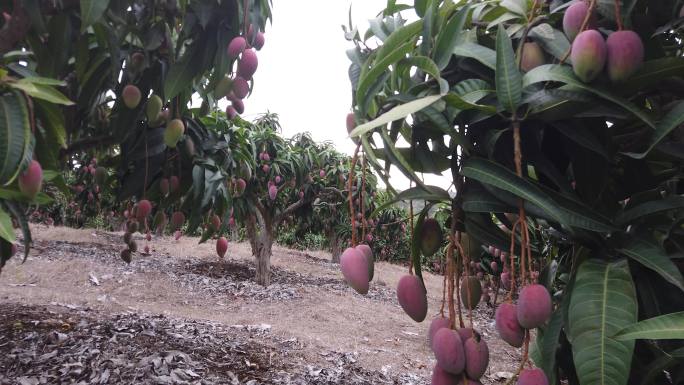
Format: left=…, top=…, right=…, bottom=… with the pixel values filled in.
left=346, top=0, right=684, bottom=384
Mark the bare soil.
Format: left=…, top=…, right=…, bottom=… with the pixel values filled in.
left=0, top=226, right=519, bottom=384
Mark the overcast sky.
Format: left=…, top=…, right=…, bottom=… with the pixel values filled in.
left=225, top=0, right=452, bottom=192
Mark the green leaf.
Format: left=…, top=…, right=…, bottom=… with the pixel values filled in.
left=164, top=44, right=204, bottom=100
left=10, top=80, right=74, bottom=105
left=462, top=158, right=616, bottom=232
left=350, top=95, right=442, bottom=138
left=568, top=259, right=637, bottom=385
left=615, top=57, right=684, bottom=95
left=616, top=196, right=684, bottom=226
left=523, top=65, right=655, bottom=128
left=529, top=23, right=571, bottom=61
left=0, top=205, right=15, bottom=243
left=554, top=122, right=610, bottom=160
left=614, top=311, right=684, bottom=340
left=500, top=0, right=527, bottom=15
left=495, top=25, right=522, bottom=113
left=433, top=5, right=471, bottom=70
left=356, top=41, right=415, bottom=112
left=80, top=0, right=110, bottom=32
left=371, top=185, right=450, bottom=216
left=401, top=56, right=448, bottom=94
left=0, top=91, right=31, bottom=186
left=617, top=238, right=684, bottom=293
left=623, top=101, right=684, bottom=159
left=453, top=42, right=496, bottom=70
left=444, top=78, right=496, bottom=113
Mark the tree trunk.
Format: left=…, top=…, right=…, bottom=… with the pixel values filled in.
left=329, top=229, right=341, bottom=263
left=254, top=230, right=273, bottom=286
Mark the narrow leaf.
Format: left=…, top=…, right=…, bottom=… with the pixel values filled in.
left=80, top=0, right=110, bottom=31
left=614, top=312, right=684, bottom=340
left=350, top=95, right=442, bottom=138
left=495, top=25, right=522, bottom=113
left=617, top=238, right=684, bottom=293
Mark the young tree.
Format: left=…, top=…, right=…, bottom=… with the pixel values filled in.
left=346, top=1, right=684, bottom=384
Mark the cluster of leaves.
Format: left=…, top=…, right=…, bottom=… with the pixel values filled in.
left=0, top=0, right=272, bottom=270
left=347, top=0, right=684, bottom=384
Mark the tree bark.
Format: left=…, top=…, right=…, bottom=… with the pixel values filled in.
left=254, top=230, right=273, bottom=286
left=329, top=228, right=341, bottom=263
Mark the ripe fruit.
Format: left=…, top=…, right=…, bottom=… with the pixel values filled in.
left=232, top=76, right=250, bottom=99
left=226, top=105, right=238, bottom=119
left=495, top=303, right=525, bottom=348
left=153, top=211, right=167, bottom=232
left=231, top=97, right=245, bottom=114
left=606, top=30, right=644, bottom=82
left=237, top=49, right=258, bottom=79
left=261, top=152, right=270, bottom=161
left=268, top=185, right=277, bottom=200
left=209, top=214, right=221, bottom=231
left=456, top=327, right=475, bottom=343
left=355, top=244, right=374, bottom=281
left=517, top=284, right=552, bottom=329
left=215, top=75, right=233, bottom=99
left=262, top=164, right=270, bottom=173
left=397, top=275, right=428, bottom=322
left=518, top=368, right=549, bottom=385
left=216, top=237, right=228, bottom=258
left=137, top=199, right=152, bottom=219
left=346, top=113, right=356, bottom=135
left=121, top=249, right=132, bottom=263
left=94, top=167, right=107, bottom=185
left=563, top=1, right=597, bottom=42
left=319, top=169, right=325, bottom=178
left=464, top=333, right=489, bottom=379
left=521, top=42, right=545, bottom=72
left=146, top=94, right=163, bottom=121
left=227, top=36, right=246, bottom=60
left=490, top=261, right=498, bottom=272
left=431, top=364, right=461, bottom=385
left=432, top=328, right=465, bottom=374
left=254, top=31, right=265, bottom=50
left=170, top=176, right=180, bottom=192
left=420, top=218, right=443, bottom=257
left=571, top=30, right=607, bottom=83
left=129, top=52, right=145, bottom=72
left=235, top=178, right=247, bottom=196
left=428, top=317, right=450, bottom=345
left=340, top=247, right=369, bottom=295
left=160, top=178, right=170, bottom=195
left=164, top=119, right=185, bottom=148
left=18, top=160, right=43, bottom=199
left=122, top=85, right=141, bottom=109
left=460, top=276, right=482, bottom=310
left=171, top=211, right=185, bottom=230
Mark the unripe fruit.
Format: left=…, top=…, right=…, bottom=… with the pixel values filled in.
left=518, top=368, right=549, bottom=385
left=432, top=328, right=465, bottom=374
left=144, top=245, right=150, bottom=254
left=521, top=42, right=545, bottom=72
left=231, top=97, right=245, bottom=114
left=226, top=105, right=238, bottom=119
left=210, top=214, right=221, bottom=231
left=232, top=76, right=249, bottom=99
left=355, top=244, right=374, bottom=281
left=340, top=247, right=369, bottom=295
left=346, top=113, right=356, bottom=135
left=94, top=166, right=107, bottom=185
left=122, top=85, right=141, bottom=109
left=254, top=31, right=265, bottom=50
left=146, top=94, right=163, bottom=122
left=571, top=30, right=607, bottom=83
left=153, top=211, right=167, bottom=232
left=216, top=237, right=228, bottom=258
left=235, top=178, right=247, bottom=196
left=88, top=192, right=94, bottom=201
left=517, top=284, right=552, bottom=329
left=298, top=191, right=304, bottom=199
left=464, top=333, right=489, bottom=379
left=18, top=160, right=43, bottom=199
left=237, top=49, right=258, bottom=79
left=275, top=175, right=282, bottom=184
left=164, top=119, right=185, bottom=148
left=495, top=303, right=525, bottom=348
left=490, top=261, right=498, bottom=272
left=227, top=36, right=246, bottom=60
left=160, top=178, right=170, bottom=195
left=170, top=176, right=180, bottom=192
left=476, top=271, right=483, bottom=280
left=121, top=249, right=132, bottom=263
left=129, top=52, right=145, bottom=72
left=262, top=164, right=270, bottom=173
left=431, top=364, right=461, bottom=385
left=215, top=76, right=233, bottom=99
left=397, top=275, right=428, bottom=322
left=171, top=211, right=185, bottom=230
left=420, top=218, right=443, bottom=257
left=461, top=232, right=481, bottom=262
left=319, top=169, right=326, bottom=178
left=146, top=232, right=151, bottom=241
left=606, top=30, right=644, bottom=82
left=460, top=276, right=482, bottom=310
left=563, top=1, right=597, bottom=42
left=428, top=317, right=450, bottom=346
left=123, top=232, right=132, bottom=244
left=137, top=200, right=152, bottom=219
left=128, top=240, right=138, bottom=252
left=261, top=152, right=271, bottom=161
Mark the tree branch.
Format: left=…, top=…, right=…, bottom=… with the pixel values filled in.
left=275, top=198, right=306, bottom=225
left=60, top=135, right=118, bottom=157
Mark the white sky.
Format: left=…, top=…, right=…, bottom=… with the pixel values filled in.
left=225, top=0, right=453, bottom=193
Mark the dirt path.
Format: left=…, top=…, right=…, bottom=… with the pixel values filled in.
left=0, top=226, right=518, bottom=384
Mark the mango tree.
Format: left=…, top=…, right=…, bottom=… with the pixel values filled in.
left=346, top=1, right=684, bottom=384
left=0, top=0, right=272, bottom=271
